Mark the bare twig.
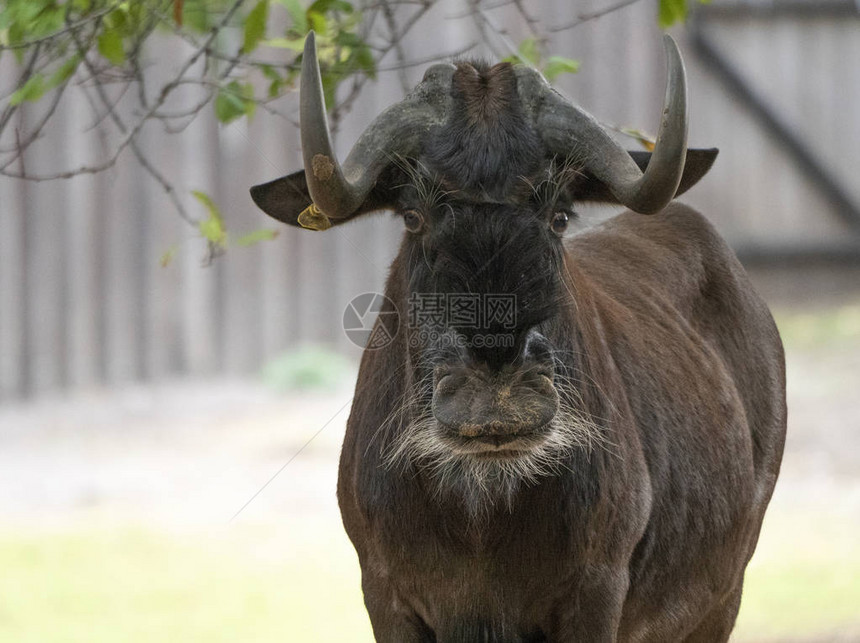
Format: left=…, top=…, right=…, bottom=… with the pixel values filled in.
left=0, top=80, right=68, bottom=161
left=380, top=0, right=413, bottom=94
left=0, top=43, right=43, bottom=139
left=376, top=42, right=479, bottom=71
left=14, top=127, right=25, bottom=176
left=472, top=3, right=533, bottom=64
left=511, top=0, right=540, bottom=38
left=130, top=139, right=197, bottom=226
left=64, top=15, right=199, bottom=226
left=549, top=0, right=643, bottom=32
left=329, top=1, right=433, bottom=128
left=1, top=0, right=245, bottom=184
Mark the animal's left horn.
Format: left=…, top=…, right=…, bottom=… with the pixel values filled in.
left=529, top=35, right=688, bottom=214
left=300, top=31, right=455, bottom=220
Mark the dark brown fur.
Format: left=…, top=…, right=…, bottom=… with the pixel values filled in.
left=454, top=62, right=518, bottom=127
left=337, top=204, right=785, bottom=642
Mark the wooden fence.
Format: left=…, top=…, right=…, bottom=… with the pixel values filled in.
left=1, top=0, right=858, bottom=399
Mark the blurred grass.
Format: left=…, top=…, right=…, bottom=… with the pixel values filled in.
left=733, top=509, right=860, bottom=641
left=261, top=345, right=353, bottom=393
left=1, top=510, right=858, bottom=642
left=0, top=521, right=375, bottom=643
left=773, top=302, right=860, bottom=350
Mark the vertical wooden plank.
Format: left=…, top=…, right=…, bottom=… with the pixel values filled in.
left=258, top=111, right=302, bottom=360
left=0, top=121, right=26, bottom=399
left=709, top=18, right=754, bottom=243
left=825, top=19, right=860, bottom=206
left=22, top=104, right=68, bottom=394
left=0, top=59, right=25, bottom=398
left=180, top=104, right=221, bottom=376
left=559, top=2, right=599, bottom=114
left=219, top=117, right=265, bottom=373
left=766, top=17, right=803, bottom=243
left=65, top=90, right=104, bottom=389
left=141, top=116, right=184, bottom=380
left=679, top=24, right=730, bottom=228
left=130, top=136, right=153, bottom=380
left=0, top=172, right=25, bottom=399
left=738, top=18, right=771, bottom=244
left=103, top=137, right=141, bottom=383
left=625, top=1, right=662, bottom=132
left=783, top=16, right=844, bottom=244
left=838, top=21, right=860, bottom=206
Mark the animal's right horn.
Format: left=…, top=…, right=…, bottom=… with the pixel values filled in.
left=300, top=31, right=455, bottom=221
left=524, top=35, right=688, bottom=214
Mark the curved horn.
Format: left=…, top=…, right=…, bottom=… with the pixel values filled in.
left=300, top=31, right=455, bottom=219
left=526, top=35, right=688, bottom=214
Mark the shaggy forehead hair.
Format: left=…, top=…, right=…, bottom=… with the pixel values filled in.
left=393, top=152, right=586, bottom=212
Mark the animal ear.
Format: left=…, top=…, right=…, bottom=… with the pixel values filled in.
left=250, top=169, right=399, bottom=230
left=574, top=148, right=718, bottom=204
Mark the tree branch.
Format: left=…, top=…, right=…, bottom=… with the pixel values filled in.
left=549, top=0, right=643, bottom=32
left=0, top=3, right=120, bottom=50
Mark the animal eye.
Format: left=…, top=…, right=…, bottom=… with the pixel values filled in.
left=403, top=209, right=424, bottom=233
left=550, top=210, right=570, bottom=235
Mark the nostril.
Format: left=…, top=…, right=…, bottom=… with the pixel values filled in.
left=433, top=366, right=470, bottom=395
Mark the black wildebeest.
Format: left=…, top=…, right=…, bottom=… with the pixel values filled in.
left=251, top=32, right=786, bottom=643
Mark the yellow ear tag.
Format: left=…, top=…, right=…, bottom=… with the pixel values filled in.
left=297, top=203, right=331, bottom=231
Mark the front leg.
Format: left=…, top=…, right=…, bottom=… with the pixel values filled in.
left=548, top=566, right=630, bottom=642
left=362, top=574, right=434, bottom=643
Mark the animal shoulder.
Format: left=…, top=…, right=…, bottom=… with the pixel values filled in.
left=569, top=203, right=734, bottom=309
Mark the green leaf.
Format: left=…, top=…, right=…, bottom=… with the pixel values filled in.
left=543, top=56, right=580, bottom=81
left=192, top=190, right=227, bottom=247
left=518, top=37, right=540, bottom=65
left=9, top=73, right=46, bottom=106
left=260, top=64, right=280, bottom=81
left=308, top=0, right=353, bottom=14
left=241, top=0, right=269, bottom=54
left=307, top=10, right=327, bottom=34
left=353, top=43, right=375, bottom=79
left=182, top=0, right=212, bottom=32
left=276, top=0, right=307, bottom=33
left=262, top=36, right=305, bottom=52
left=236, top=228, right=279, bottom=246
left=46, top=54, right=82, bottom=90
left=332, top=31, right=362, bottom=47
left=214, top=89, right=245, bottom=123
left=502, top=38, right=540, bottom=66
left=658, top=0, right=688, bottom=28
left=260, top=64, right=282, bottom=96
left=238, top=81, right=256, bottom=119
left=214, top=81, right=255, bottom=124
left=97, top=28, right=125, bottom=65
left=105, top=5, right=129, bottom=32
left=260, top=64, right=295, bottom=98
